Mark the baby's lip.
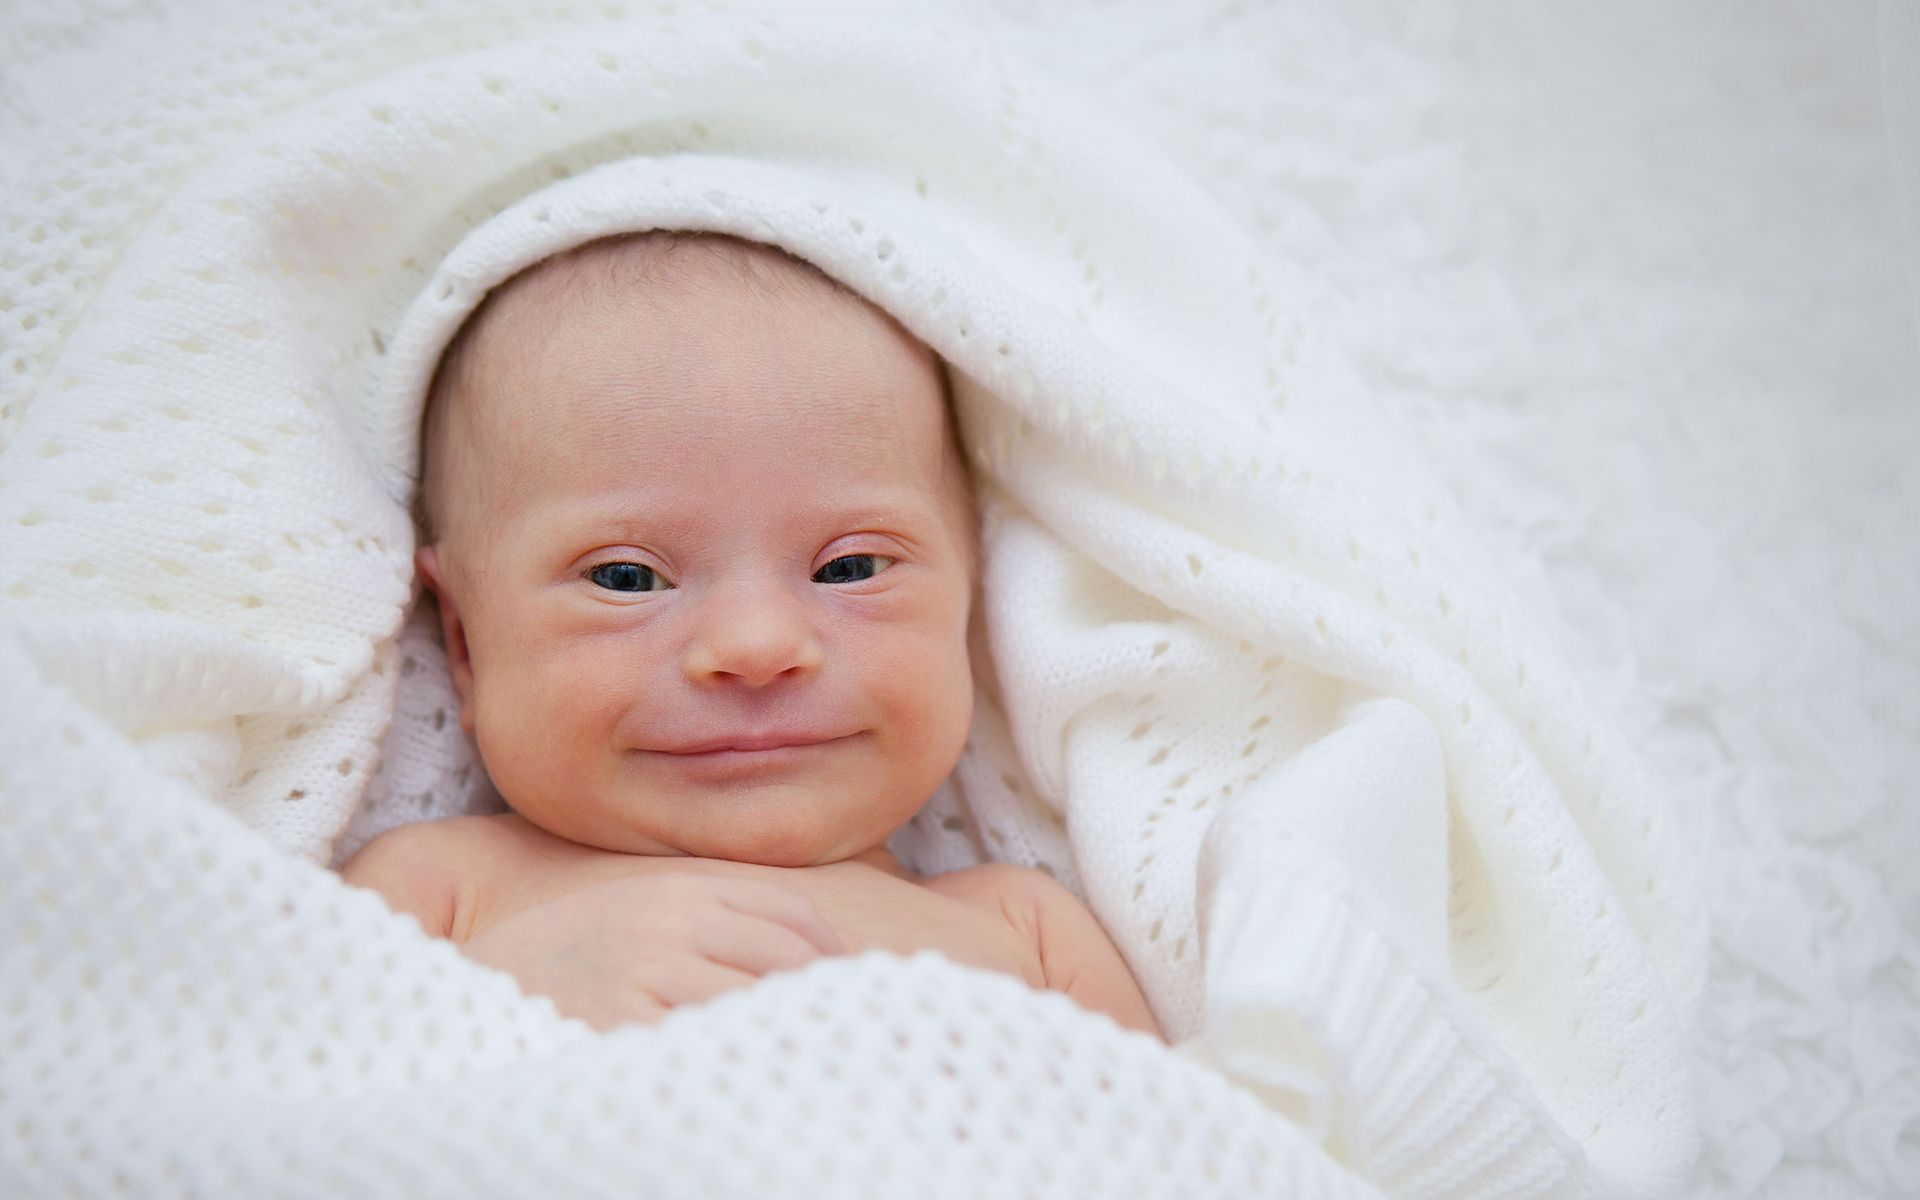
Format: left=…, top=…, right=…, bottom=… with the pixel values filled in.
left=657, top=731, right=854, bottom=755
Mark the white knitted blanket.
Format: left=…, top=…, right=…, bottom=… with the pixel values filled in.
left=0, top=2, right=1703, bottom=1196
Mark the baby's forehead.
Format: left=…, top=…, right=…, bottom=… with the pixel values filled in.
left=438, top=233, right=952, bottom=450
left=445, top=235, right=851, bottom=430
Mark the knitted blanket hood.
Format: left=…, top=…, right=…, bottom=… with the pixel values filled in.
left=0, top=2, right=1703, bottom=1196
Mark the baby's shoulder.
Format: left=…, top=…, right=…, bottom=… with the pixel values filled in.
left=338, top=813, right=524, bottom=935
left=926, top=861, right=1161, bottom=1035
left=349, top=812, right=521, bottom=868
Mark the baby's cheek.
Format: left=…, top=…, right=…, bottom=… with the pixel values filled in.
left=527, top=638, right=644, bottom=735
left=885, top=628, right=973, bottom=758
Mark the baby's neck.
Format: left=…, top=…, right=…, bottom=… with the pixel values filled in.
left=840, top=844, right=915, bottom=880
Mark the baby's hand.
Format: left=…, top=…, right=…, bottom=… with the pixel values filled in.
left=461, top=873, right=845, bottom=1030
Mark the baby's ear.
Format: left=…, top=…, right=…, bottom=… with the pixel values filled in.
left=415, top=546, right=477, bottom=734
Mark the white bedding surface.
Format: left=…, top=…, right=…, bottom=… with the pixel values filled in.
left=5, top=1, right=1915, bottom=1195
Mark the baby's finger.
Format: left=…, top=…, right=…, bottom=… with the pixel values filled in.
left=712, top=881, right=847, bottom=957
left=637, top=953, right=761, bottom=1009
left=695, top=912, right=833, bottom=978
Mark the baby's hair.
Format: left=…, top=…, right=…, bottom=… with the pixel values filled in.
left=415, top=231, right=966, bottom=547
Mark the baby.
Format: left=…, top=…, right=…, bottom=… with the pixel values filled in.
left=343, top=232, right=1159, bottom=1037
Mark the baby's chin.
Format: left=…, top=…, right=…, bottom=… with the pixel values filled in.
left=667, top=792, right=902, bottom=867
left=510, top=782, right=909, bottom=867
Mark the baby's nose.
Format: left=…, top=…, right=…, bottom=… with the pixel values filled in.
left=681, top=582, right=825, bottom=688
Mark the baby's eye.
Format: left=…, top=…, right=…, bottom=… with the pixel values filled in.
left=812, top=554, right=894, bottom=584
left=588, top=562, right=671, bottom=592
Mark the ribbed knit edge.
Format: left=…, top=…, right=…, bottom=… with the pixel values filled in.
left=1208, top=866, right=1634, bottom=1200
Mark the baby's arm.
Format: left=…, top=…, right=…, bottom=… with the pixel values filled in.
left=934, top=865, right=1161, bottom=1039
left=338, top=820, right=463, bottom=937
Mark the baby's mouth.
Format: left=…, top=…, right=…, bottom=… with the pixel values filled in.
left=634, top=729, right=862, bottom=781
left=659, top=730, right=854, bottom=756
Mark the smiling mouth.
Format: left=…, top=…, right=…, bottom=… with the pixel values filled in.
left=636, top=732, right=859, bottom=780
left=661, top=732, right=854, bottom=756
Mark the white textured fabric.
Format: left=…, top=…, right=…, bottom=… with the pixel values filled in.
left=0, top=2, right=1706, bottom=1196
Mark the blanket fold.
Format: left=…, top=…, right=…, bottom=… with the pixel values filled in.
left=0, top=2, right=1703, bottom=1196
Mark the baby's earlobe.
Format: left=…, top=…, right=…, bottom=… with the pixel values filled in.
left=414, top=544, right=476, bottom=724
left=438, top=607, right=478, bottom=733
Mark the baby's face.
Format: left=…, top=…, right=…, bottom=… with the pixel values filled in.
left=422, top=243, right=975, bottom=866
